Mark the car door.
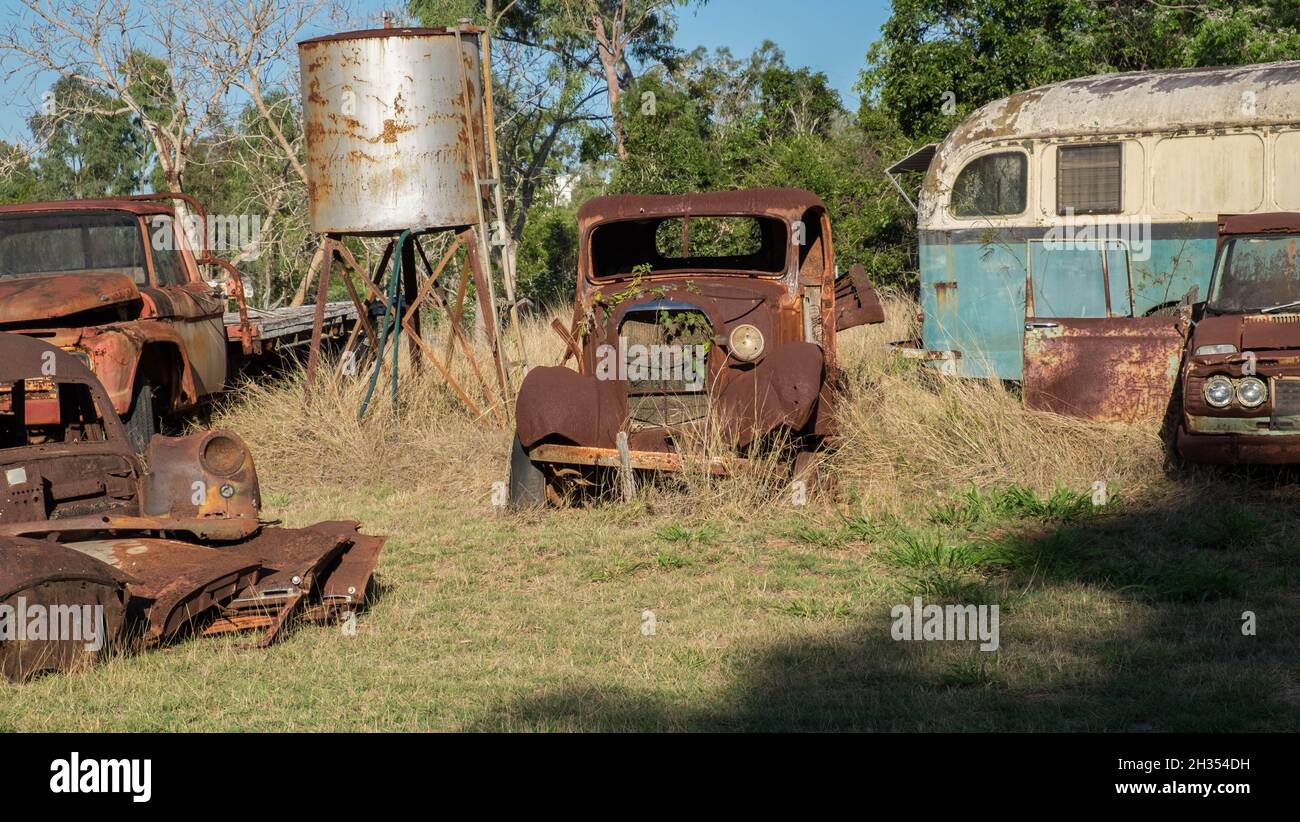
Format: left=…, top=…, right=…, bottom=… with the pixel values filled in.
left=143, top=217, right=228, bottom=397
left=1022, top=239, right=1188, bottom=422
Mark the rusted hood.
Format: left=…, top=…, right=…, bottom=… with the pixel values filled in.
left=1196, top=312, right=1300, bottom=352
left=0, top=271, right=141, bottom=326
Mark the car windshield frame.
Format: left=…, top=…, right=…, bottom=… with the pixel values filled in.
left=586, top=213, right=792, bottom=281
left=1207, top=232, right=1300, bottom=314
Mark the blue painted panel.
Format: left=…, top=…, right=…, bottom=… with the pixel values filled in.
left=1106, top=244, right=1133, bottom=317
left=919, top=226, right=1217, bottom=380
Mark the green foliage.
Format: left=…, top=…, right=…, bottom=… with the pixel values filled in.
left=25, top=77, right=147, bottom=200
left=611, top=43, right=917, bottom=289
left=861, top=0, right=1300, bottom=142
left=515, top=203, right=579, bottom=306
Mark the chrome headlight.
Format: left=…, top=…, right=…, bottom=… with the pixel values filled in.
left=728, top=324, right=765, bottom=361
left=1236, top=377, right=1266, bottom=408
left=1194, top=344, right=1237, bottom=357
left=1204, top=376, right=1234, bottom=408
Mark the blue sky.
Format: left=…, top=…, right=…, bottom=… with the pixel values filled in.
left=0, top=0, right=889, bottom=143
left=673, top=0, right=889, bottom=108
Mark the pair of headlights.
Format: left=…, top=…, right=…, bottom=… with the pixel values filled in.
left=1203, top=375, right=1266, bottom=409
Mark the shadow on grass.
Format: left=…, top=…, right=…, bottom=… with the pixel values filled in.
left=468, top=477, right=1300, bottom=731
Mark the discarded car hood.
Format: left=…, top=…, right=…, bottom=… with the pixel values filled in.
left=1196, top=311, right=1300, bottom=353
left=0, top=271, right=140, bottom=326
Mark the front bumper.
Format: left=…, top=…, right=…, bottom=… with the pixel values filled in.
left=1177, top=423, right=1300, bottom=464
left=527, top=443, right=745, bottom=475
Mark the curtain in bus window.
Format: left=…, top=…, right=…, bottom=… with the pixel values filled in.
left=1057, top=144, right=1122, bottom=215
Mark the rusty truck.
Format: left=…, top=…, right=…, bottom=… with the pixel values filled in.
left=0, top=193, right=357, bottom=451
left=0, top=333, right=383, bottom=681
left=1177, top=212, right=1300, bottom=464
left=508, top=188, right=883, bottom=507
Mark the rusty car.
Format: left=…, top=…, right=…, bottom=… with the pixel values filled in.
left=0, top=193, right=356, bottom=452
left=0, top=334, right=383, bottom=681
left=507, top=188, right=883, bottom=507
left=1177, top=212, right=1300, bottom=463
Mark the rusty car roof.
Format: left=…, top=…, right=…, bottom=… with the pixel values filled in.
left=1218, top=212, right=1300, bottom=235
left=577, top=188, right=826, bottom=229
left=0, top=197, right=173, bottom=217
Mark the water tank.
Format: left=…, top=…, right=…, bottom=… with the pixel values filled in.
left=299, top=26, right=488, bottom=235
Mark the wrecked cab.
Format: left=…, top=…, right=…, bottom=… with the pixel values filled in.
left=0, top=334, right=382, bottom=681
left=1178, top=213, right=1300, bottom=464
left=509, top=188, right=883, bottom=507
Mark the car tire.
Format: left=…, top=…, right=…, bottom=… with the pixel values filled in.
left=792, top=448, right=834, bottom=501
left=508, top=435, right=548, bottom=509
left=123, top=379, right=158, bottom=454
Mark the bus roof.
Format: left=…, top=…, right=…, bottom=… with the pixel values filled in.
left=946, top=61, right=1300, bottom=148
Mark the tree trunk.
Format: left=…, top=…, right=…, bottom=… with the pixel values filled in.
left=592, top=14, right=628, bottom=160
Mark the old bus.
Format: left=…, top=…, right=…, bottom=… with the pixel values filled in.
left=889, top=61, right=1300, bottom=420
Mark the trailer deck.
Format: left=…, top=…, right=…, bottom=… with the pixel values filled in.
left=225, top=302, right=358, bottom=353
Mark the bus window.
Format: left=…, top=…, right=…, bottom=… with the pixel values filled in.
left=1029, top=244, right=1109, bottom=318
left=951, top=152, right=1027, bottom=217
left=1057, top=144, right=1122, bottom=215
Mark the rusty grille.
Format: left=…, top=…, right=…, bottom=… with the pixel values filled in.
left=620, top=310, right=709, bottom=431
left=1245, top=313, right=1300, bottom=324
left=1274, top=378, right=1300, bottom=416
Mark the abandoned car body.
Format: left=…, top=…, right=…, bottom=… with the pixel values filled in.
left=1178, top=213, right=1300, bottom=464
left=0, top=195, right=243, bottom=452
left=0, top=194, right=355, bottom=452
left=886, top=60, right=1300, bottom=420
left=508, top=188, right=883, bottom=506
left=0, top=335, right=383, bottom=681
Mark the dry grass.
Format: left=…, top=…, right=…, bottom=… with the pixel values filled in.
left=1, top=296, right=1297, bottom=731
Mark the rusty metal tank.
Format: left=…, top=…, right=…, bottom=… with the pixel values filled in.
left=299, top=26, right=488, bottom=235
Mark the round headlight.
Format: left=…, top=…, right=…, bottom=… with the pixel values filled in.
left=1236, top=377, right=1266, bottom=408
left=728, top=324, right=765, bottom=361
left=202, top=433, right=247, bottom=476
left=1204, top=376, right=1234, bottom=408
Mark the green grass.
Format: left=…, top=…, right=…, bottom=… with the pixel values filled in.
left=2, top=464, right=1298, bottom=731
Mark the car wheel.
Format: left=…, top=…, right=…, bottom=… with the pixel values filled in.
left=508, top=435, right=548, bottom=509
left=792, top=448, right=834, bottom=501
left=123, top=379, right=158, bottom=454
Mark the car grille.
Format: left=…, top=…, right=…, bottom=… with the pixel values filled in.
left=620, top=309, right=709, bottom=431
left=1273, top=378, right=1300, bottom=416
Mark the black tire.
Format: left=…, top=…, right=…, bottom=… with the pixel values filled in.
left=123, top=379, right=158, bottom=454
left=508, top=435, right=548, bottom=510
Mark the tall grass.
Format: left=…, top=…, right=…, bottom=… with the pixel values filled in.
left=213, top=293, right=1171, bottom=514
